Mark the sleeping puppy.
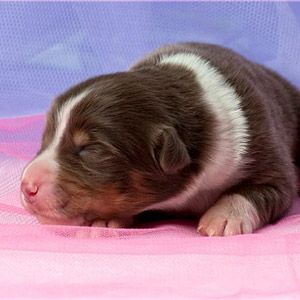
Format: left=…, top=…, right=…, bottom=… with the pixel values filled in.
left=20, top=43, right=300, bottom=236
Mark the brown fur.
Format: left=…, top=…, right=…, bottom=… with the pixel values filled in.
left=38, top=60, right=215, bottom=223
left=29, top=42, right=300, bottom=228
left=134, top=42, right=300, bottom=224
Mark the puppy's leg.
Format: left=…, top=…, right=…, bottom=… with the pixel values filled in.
left=198, top=182, right=296, bottom=236
left=198, top=193, right=260, bottom=236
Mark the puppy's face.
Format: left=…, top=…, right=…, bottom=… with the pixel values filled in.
left=20, top=73, right=195, bottom=226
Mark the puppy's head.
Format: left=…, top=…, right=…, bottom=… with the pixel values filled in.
left=20, top=71, right=205, bottom=226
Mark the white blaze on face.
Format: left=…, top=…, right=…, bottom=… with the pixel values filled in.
left=46, top=90, right=91, bottom=163
left=23, top=90, right=91, bottom=180
left=148, top=53, right=249, bottom=213
left=21, top=90, right=91, bottom=218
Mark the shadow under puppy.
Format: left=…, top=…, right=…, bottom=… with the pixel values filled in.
left=20, top=43, right=300, bottom=236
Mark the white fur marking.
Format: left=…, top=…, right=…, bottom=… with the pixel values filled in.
left=51, top=90, right=90, bottom=155
left=161, top=53, right=248, bottom=161
left=198, top=194, right=261, bottom=236
left=39, top=90, right=90, bottom=166
left=148, top=53, right=249, bottom=213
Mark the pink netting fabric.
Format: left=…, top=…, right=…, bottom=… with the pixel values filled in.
left=0, top=115, right=300, bottom=299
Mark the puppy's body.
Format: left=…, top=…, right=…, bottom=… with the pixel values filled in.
left=21, top=43, right=300, bottom=235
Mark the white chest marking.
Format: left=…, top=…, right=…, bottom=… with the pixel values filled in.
left=147, top=53, right=249, bottom=213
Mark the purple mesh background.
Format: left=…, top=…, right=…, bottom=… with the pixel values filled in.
left=1, top=2, right=300, bottom=118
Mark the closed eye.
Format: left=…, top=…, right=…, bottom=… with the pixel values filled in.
left=75, top=145, right=89, bottom=156
left=75, top=143, right=103, bottom=157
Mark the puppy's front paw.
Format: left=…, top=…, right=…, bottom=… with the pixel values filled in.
left=91, top=217, right=133, bottom=228
left=198, top=194, right=260, bottom=236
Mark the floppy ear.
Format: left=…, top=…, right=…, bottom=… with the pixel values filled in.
left=154, top=126, right=191, bottom=174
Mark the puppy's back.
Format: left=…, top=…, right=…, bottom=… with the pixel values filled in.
left=132, top=42, right=300, bottom=167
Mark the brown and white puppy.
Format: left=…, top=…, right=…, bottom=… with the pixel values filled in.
left=20, top=43, right=300, bottom=236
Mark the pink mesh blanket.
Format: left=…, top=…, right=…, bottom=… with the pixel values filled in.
left=1, top=115, right=300, bottom=299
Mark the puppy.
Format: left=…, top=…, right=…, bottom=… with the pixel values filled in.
left=20, top=43, right=300, bottom=236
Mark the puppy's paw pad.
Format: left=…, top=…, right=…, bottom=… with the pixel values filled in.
left=197, top=194, right=260, bottom=236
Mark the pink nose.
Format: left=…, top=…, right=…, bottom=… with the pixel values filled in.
left=21, top=182, right=39, bottom=203
left=21, top=156, right=56, bottom=212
